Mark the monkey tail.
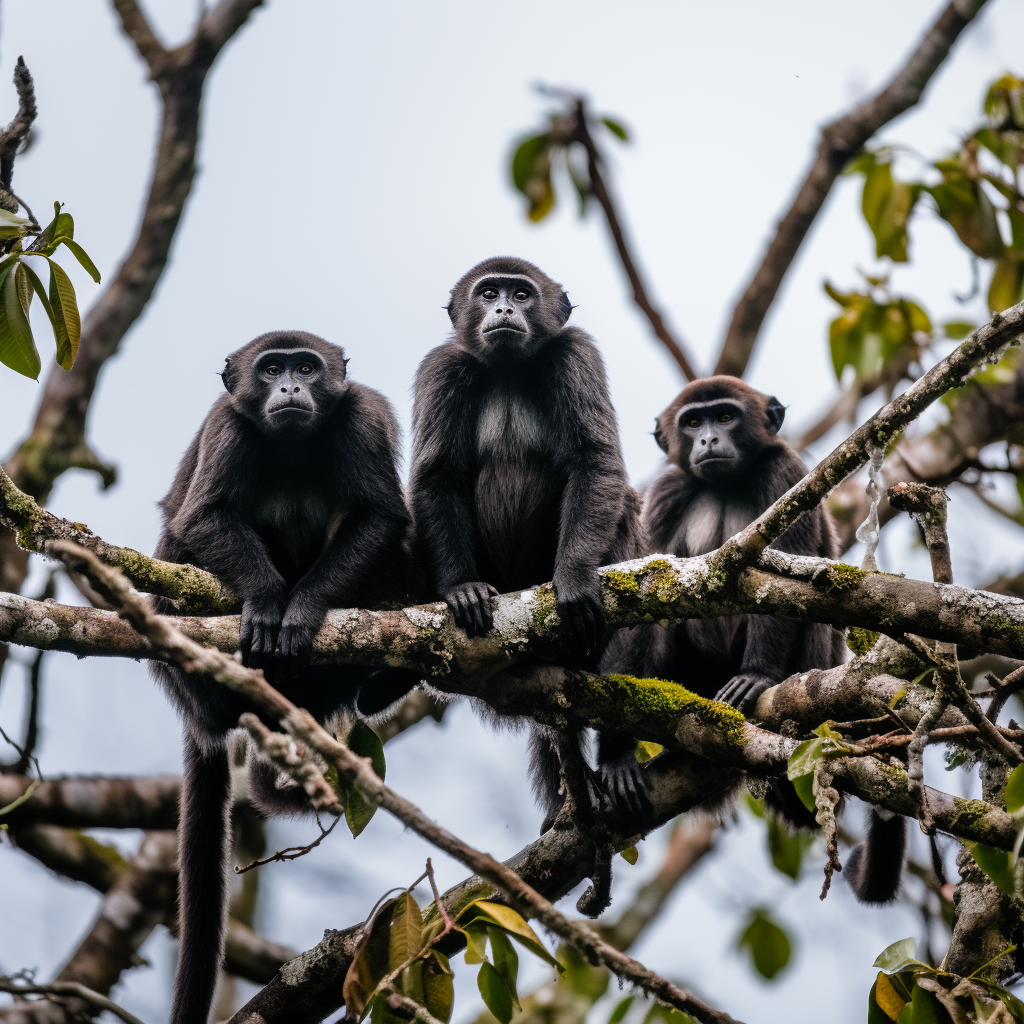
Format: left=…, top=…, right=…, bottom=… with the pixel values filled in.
left=845, top=809, right=906, bottom=904
left=170, top=735, right=232, bottom=1024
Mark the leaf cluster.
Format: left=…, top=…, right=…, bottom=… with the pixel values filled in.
left=0, top=202, right=100, bottom=379
left=868, top=937, right=1023, bottom=1023
left=845, top=73, right=1024, bottom=315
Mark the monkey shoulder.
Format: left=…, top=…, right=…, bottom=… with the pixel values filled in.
left=757, top=442, right=830, bottom=555
left=642, top=467, right=699, bottom=549
left=334, top=381, right=401, bottom=454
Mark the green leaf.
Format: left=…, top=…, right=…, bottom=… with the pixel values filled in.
left=896, top=983, right=943, bottom=1024
left=463, top=900, right=561, bottom=969
left=44, top=257, right=80, bottom=370
left=0, top=258, right=40, bottom=379
left=988, top=254, right=1024, bottom=314
left=968, top=842, right=1017, bottom=895
left=388, top=891, right=424, bottom=971
left=791, top=774, right=815, bottom=814
left=736, top=908, right=792, bottom=981
left=477, top=962, right=513, bottom=1024
left=20, top=262, right=57, bottom=338
left=767, top=818, right=814, bottom=881
left=942, top=320, right=975, bottom=340
left=600, top=117, right=629, bottom=141
left=344, top=720, right=387, bottom=837
left=61, top=238, right=101, bottom=284
left=558, top=944, right=609, bottom=1002
left=510, top=133, right=551, bottom=193
left=620, top=845, right=639, bottom=865
left=1006, top=764, right=1024, bottom=815
left=343, top=897, right=396, bottom=1019
left=787, top=738, right=823, bottom=780
left=462, top=923, right=489, bottom=965
left=422, top=950, right=454, bottom=1024
left=635, top=741, right=664, bottom=763
left=0, top=207, right=30, bottom=240
left=488, top=927, right=520, bottom=1011
left=874, top=938, right=919, bottom=974
left=608, top=996, right=634, bottom=1024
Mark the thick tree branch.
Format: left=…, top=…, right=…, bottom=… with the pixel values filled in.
left=713, top=0, right=988, bottom=378
left=0, top=774, right=179, bottom=829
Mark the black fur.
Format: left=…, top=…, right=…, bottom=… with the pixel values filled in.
left=409, top=257, right=647, bottom=832
left=610, top=375, right=903, bottom=901
left=844, top=808, right=907, bottom=904
left=151, top=330, right=417, bottom=1024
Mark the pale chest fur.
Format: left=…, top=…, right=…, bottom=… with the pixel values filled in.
left=672, top=491, right=759, bottom=557
left=475, top=387, right=547, bottom=459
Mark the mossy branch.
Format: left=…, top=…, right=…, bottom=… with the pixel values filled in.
left=0, top=463, right=235, bottom=613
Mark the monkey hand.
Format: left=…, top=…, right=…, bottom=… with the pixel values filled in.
left=553, top=576, right=606, bottom=658
left=274, top=599, right=326, bottom=677
left=716, top=672, right=776, bottom=714
left=597, top=751, right=652, bottom=835
left=240, top=596, right=284, bottom=671
left=445, top=582, right=498, bottom=637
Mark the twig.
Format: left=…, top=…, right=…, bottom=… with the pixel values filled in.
left=714, top=0, right=989, bottom=377
left=0, top=978, right=146, bottom=1024
left=566, top=99, right=699, bottom=381
left=0, top=58, right=38, bottom=215
left=53, top=541, right=743, bottom=1024
left=424, top=857, right=455, bottom=936
left=986, top=664, right=1024, bottom=724
left=384, top=989, right=447, bottom=1024
left=234, top=813, right=340, bottom=874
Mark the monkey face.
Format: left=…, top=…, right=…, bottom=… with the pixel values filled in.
left=676, top=399, right=749, bottom=481
left=469, top=274, right=538, bottom=354
left=223, top=332, right=349, bottom=435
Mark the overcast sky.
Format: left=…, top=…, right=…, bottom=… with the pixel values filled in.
left=1, top=2, right=1022, bottom=1022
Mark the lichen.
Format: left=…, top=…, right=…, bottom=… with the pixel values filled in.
left=531, top=584, right=558, bottom=627
left=947, top=797, right=994, bottom=835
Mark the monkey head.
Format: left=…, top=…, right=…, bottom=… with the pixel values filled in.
left=654, top=376, right=786, bottom=482
left=447, top=256, right=573, bottom=360
left=222, top=330, right=350, bottom=435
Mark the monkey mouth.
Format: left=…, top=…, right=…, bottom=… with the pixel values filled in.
left=268, top=402, right=314, bottom=417
left=693, top=451, right=733, bottom=465
left=482, top=325, right=526, bottom=336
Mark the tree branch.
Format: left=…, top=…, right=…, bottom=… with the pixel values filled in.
left=110, top=0, right=167, bottom=73
left=713, top=0, right=988, bottom=378
left=718, top=297, right=1024, bottom=564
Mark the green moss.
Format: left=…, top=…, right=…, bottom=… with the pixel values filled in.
left=821, top=563, right=868, bottom=591
left=603, top=569, right=639, bottom=593
left=845, top=626, right=881, bottom=655
left=604, top=674, right=747, bottom=746
left=531, top=584, right=558, bottom=626
left=947, top=797, right=994, bottom=834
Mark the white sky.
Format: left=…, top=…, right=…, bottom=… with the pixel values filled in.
left=1, top=2, right=1022, bottom=1022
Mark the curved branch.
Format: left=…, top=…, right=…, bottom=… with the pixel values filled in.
left=713, top=0, right=989, bottom=378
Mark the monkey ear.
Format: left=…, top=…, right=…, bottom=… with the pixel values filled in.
left=221, top=358, right=237, bottom=394
left=653, top=418, right=669, bottom=453
left=765, top=397, right=786, bottom=435
left=556, top=290, right=572, bottom=327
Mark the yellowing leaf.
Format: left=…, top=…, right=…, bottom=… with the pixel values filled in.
left=464, top=900, right=561, bottom=969
left=389, top=891, right=424, bottom=971
left=620, top=845, right=639, bottom=865
left=874, top=972, right=906, bottom=1021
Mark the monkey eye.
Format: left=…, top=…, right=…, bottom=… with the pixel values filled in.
left=513, top=289, right=529, bottom=301
left=687, top=418, right=701, bottom=428
left=717, top=413, right=733, bottom=423
left=481, top=288, right=498, bottom=300
left=264, top=363, right=283, bottom=376
left=297, top=363, right=315, bottom=375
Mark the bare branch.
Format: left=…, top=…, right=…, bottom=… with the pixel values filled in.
left=199, top=0, right=267, bottom=54
left=110, top=0, right=167, bottom=73
left=0, top=979, right=144, bottom=1024
left=567, top=100, right=698, bottom=380
left=0, top=774, right=179, bottom=829
left=0, top=58, right=38, bottom=214
left=713, top=0, right=989, bottom=378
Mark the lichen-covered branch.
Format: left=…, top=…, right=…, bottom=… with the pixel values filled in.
left=714, top=0, right=988, bottom=378
left=720, top=297, right=1024, bottom=564
left=5, top=549, right=1024, bottom=668
left=0, top=464, right=235, bottom=613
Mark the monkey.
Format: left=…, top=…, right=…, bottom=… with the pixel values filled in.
left=607, top=375, right=904, bottom=903
left=150, top=331, right=419, bottom=1024
left=408, top=256, right=649, bottom=837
